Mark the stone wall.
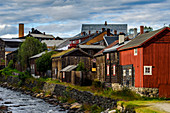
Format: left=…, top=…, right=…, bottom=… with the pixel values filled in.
left=53, top=84, right=117, bottom=110
left=0, top=74, right=117, bottom=110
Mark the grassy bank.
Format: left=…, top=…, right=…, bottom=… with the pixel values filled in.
left=0, top=67, right=169, bottom=113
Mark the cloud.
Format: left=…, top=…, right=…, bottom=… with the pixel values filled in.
left=0, top=0, right=169, bottom=38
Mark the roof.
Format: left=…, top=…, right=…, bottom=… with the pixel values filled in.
left=79, top=45, right=105, bottom=49
left=79, top=31, right=104, bottom=45
left=103, top=41, right=131, bottom=53
left=1, top=38, right=23, bottom=42
left=119, top=27, right=168, bottom=50
left=51, top=48, right=92, bottom=58
left=82, top=24, right=127, bottom=34
left=41, top=40, right=66, bottom=47
left=103, top=36, right=119, bottom=46
left=60, top=65, right=78, bottom=72
left=30, top=51, right=51, bottom=59
left=5, top=47, right=18, bottom=52
left=94, top=40, right=119, bottom=57
left=28, top=33, right=54, bottom=39
left=51, top=48, right=75, bottom=58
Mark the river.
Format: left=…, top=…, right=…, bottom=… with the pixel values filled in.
left=0, top=87, right=66, bottom=113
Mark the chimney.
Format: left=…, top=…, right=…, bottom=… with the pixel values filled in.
left=102, top=28, right=105, bottom=32
left=32, top=28, right=34, bottom=32
left=114, top=30, right=117, bottom=35
left=89, top=30, right=91, bottom=35
left=107, top=29, right=110, bottom=36
left=81, top=32, right=84, bottom=36
left=134, top=28, right=137, bottom=36
left=119, top=32, right=125, bottom=44
left=140, top=26, right=144, bottom=34
left=43, top=32, right=45, bottom=35
left=96, top=31, right=99, bottom=33
left=105, top=21, right=107, bottom=26
left=19, top=23, right=24, bottom=38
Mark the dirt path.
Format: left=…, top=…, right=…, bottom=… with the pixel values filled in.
left=151, top=102, right=170, bottom=113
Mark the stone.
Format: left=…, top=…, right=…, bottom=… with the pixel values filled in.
left=70, top=102, right=82, bottom=110
left=0, top=105, right=8, bottom=110
left=111, top=83, right=122, bottom=91
left=117, top=105, right=123, bottom=112
left=108, top=110, right=116, bottom=113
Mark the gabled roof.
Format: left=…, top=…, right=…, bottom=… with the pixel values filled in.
left=41, top=40, right=66, bottom=47
left=119, top=27, right=169, bottom=50
left=51, top=48, right=92, bottom=58
left=104, top=40, right=131, bottom=53
left=28, top=33, right=54, bottom=39
left=94, top=40, right=119, bottom=57
left=1, top=38, right=22, bottom=42
left=103, top=36, right=119, bottom=46
left=30, top=51, right=51, bottom=59
left=79, top=31, right=105, bottom=45
left=79, top=45, right=105, bottom=49
left=5, top=47, right=19, bottom=52
left=60, top=65, right=78, bottom=72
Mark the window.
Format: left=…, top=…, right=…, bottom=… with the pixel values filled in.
left=144, top=66, right=152, bottom=75
left=129, top=69, right=132, bottom=76
left=107, top=65, right=110, bottom=76
left=79, top=39, right=81, bottom=43
left=123, top=70, right=126, bottom=76
left=106, top=53, right=109, bottom=60
left=134, top=48, right=137, bottom=56
left=113, top=65, right=115, bottom=76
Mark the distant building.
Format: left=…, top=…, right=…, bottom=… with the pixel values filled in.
left=18, top=23, right=55, bottom=41
left=81, top=21, right=127, bottom=34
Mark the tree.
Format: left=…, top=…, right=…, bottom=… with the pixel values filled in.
left=18, top=37, right=47, bottom=69
left=36, top=51, right=56, bottom=77
left=144, top=26, right=153, bottom=32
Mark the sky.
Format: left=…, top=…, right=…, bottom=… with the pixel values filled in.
left=0, top=0, right=170, bottom=38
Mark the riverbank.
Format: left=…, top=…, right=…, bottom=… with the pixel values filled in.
left=0, top=73, right=118, bottom=113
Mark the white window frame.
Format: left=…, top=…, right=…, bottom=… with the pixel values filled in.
left=129, top=69, right=132, bottom=76
left=107, top=65, right=110, bottom=76
left=123, top=70, right=126, bottom=76
left=113, top=65, right=115, bottom=76
left=134, top=48, right=138, bottom=56
left=144, top=66, right=152, bottom=75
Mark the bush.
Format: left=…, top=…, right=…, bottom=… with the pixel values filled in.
left=92, top=79, right=102, bottom=88
left=7, top=60, right=14, bottom=68
left=91, top=104, right=104, bottom=113
left=76, top=61, right=86, bottom=71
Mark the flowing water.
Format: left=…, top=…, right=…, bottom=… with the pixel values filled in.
left=0, top=87, right=66, bottom=113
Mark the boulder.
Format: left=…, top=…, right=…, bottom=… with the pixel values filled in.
left=108, top=110, right=116, bottom=113
left=70, top=102, right=82, bottom=110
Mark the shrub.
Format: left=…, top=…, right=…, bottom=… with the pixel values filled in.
left=91, top=104, right=104, bottom=113
left=7, top=60, right=14, bottom=69
left=92, top=79, right=102, bottom=88
left=76, top=61, right=86, bottom=71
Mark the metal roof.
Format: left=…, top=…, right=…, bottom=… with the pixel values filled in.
left=103, top=36, right=119, bottom=46
left=41, top=40, right=66, bottom=47
left=104, top=41, right=131, bottom=53
left=30, top=51, right=51, bottom=59
left=119, top=27, right=165, bottom=50
left=29, top=33, right=54, bottom=39
left=60, top=65, right=78, bottom=72
left=82, top=24, right=127, bottom=34
left=1, top=38, right=23, bottom=42
left=79, top=45, right=105, bottom=49
left=5, top=47, right=18, bottom=52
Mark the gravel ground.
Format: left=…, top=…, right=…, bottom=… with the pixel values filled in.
left=151, top=102, right=170, bottom=113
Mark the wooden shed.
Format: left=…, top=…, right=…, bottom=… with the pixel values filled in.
left=51, top=48, right=92, bottom=81
left=118, top=27, right=170, bottom=97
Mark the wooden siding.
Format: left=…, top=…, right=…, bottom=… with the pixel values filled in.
left=85, top=31, right=113, bottom=45
left=96, top=55, right=105, bottom=81
left=143, top=31, right=170, bottom=88
left=119, top=47, right=144, bottom=87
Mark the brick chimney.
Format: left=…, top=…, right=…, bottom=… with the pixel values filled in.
left=89, top=30, right=91, bottom=35
left=107, top=29, right=110, bottom=36
left=81, top=32, right=84, bottom=36
left=96, top=31, right=99, bottom=33
left=102, top=28, right=105, bottom=32
left=105, top=21, right=107, bottom=26
left=19, top=23, right=24, bottom=38
left=114, top=30, right=117, bottom=35
left=140, top=26, right=144, bottom=34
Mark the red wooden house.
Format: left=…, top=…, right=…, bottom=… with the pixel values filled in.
left=118, top=27, right=170, bottom=97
